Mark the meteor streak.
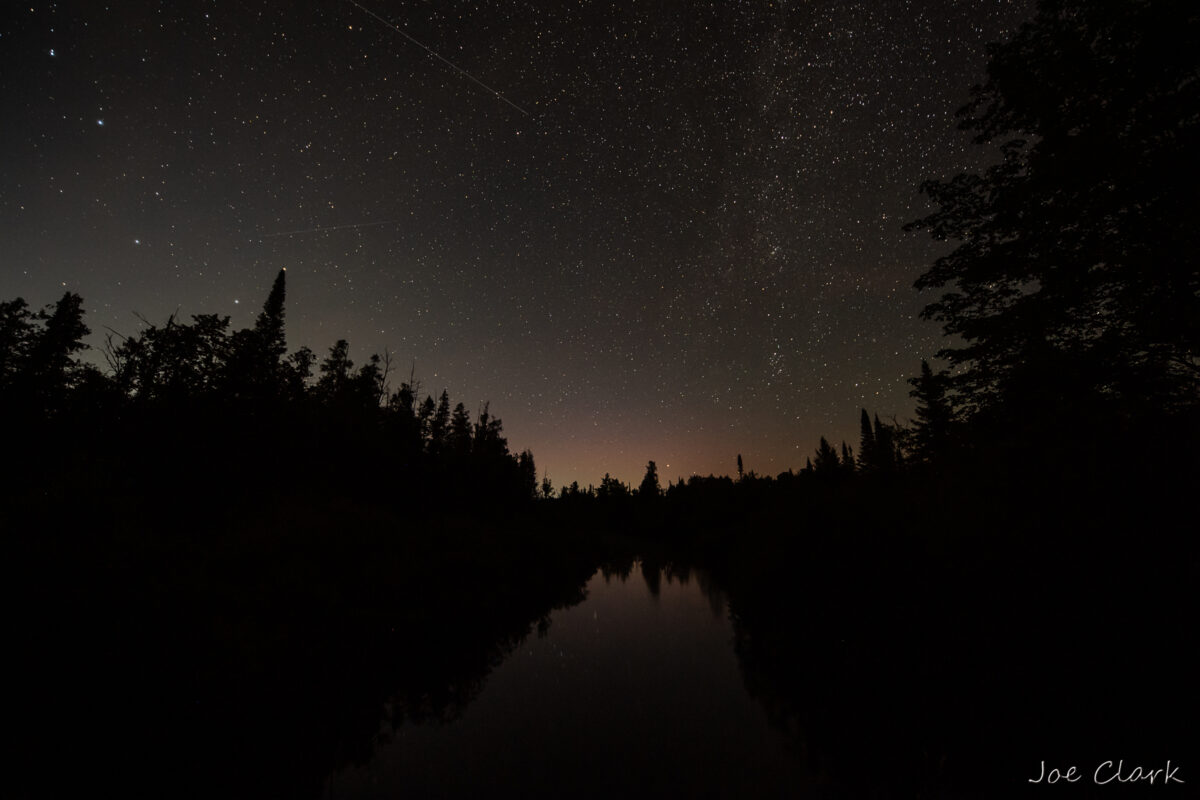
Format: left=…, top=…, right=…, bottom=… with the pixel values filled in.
left=345, top=0, right=530, bottom=117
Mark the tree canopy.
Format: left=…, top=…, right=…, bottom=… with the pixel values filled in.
left=907, top=0, right=1199, bottom=418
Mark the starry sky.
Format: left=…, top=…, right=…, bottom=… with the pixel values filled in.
left=1, top=0, right=1035, bottom=488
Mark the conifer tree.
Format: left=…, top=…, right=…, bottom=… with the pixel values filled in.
left=813, top=436, right=840, bottom=475
left=873, top=414, right=896, bottom=473
left=517, top=449, right=537, bottom=500
left=253, top=268, right=288, bottom=365
left=449, top=402, right=472, bottom=455
left=909, top=360, right=957, bottom=463
left=224, top=269, right=291, bottom=402
left=24, top=292, right=90, bottom=412
left=639, top=460, right=661, bottom=498
left=316, top=339, right=353, bottom=401
left=418, top=395, right=436, bottom=442
left=428, top=390, right=451, bottom=454
left=858, top=408, right=877, bottom=473
left=472, top=402, right=508, bottom=458
left=840, top=442, right=856, bottom=475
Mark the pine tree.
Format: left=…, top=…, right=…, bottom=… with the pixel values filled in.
left=639, top=460, right=661, bottom=498
left=858, top=408, right=877, bottom=473
left=840, top=441, right=856, bottom=475
left=472, top=402, right=508, bottom=458
left=813, top=436, right=840, bottom=475
left=449, top=402, right=472, bottom=455
left=418, top=395, right=436, bottom=442
left=873, top=414, right=896, bottom=473
left=316, top=339, right=353, bottom=401
left=428, top=390, right=451, bottom=455
left=224, top=270, right=292, bottom=402
left=517, top=449, right=537, bottom=500
left=24, top=292, right=90, bottom=412
left=909, top=360, right=956, bottom=463
left=254, top=268, right=288, bottom=365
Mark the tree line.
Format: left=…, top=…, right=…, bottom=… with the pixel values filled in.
left=0, top=269, right=537, bottom=511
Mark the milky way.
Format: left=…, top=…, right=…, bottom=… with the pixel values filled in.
left=0, top=0, right=1035, bottom=486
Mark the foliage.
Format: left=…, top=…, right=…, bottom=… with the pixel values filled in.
left=906, top=0, right=1200, bottom=417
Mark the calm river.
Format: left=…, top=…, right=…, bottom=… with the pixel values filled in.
left=325, top=561, right=812, bottom=798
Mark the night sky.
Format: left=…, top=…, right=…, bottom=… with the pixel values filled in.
left=1, top=0, right=1034, bottom=487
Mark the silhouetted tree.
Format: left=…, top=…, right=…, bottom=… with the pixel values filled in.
left=909, top=360, right=957, bottom=463
left=418, top=395, right=436, bottom=442
left=316, top=339, right=354, bottom=401
left=872, top=414, right=898, bottom=474
left=813, top=436, right=840, bottom=475
left=472, top=402, right=508, bottom=459
left=254, top=268, right=288, bottom=365
left=287, top=346, right=315, bottom=398
left=224, top=269, right=292, bottom=402
left=858, top=409, right=877, bottom=473
left=0, top=298, right=34, bottom=391
left=906, top=0, right=1200, bottom=417
left=638, top=460, right=661, bottom=498
left=428, top=390, right=451, bottom=456
left=449, top=402, right=472, bottom=455
left=351, top=354, right=386, bottom=409
left=109, top=312, right=232, bottom=403
left=517, top=449, right=537, bottom=500
left=840, top=442, right=856, bottom=476
left=597, top=473, right=629, bottom=501
left=736, top=453, right=744, bottom=481
left=23, top=292, right=90, bottom=414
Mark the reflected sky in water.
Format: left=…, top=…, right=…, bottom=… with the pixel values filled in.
left=328, top=561, right=811, bottom=798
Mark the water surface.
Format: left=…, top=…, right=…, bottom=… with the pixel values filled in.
left=327, top=561, right=811, bottom=798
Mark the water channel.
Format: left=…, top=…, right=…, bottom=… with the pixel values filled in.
left=325, top=561, right=812, bottom=798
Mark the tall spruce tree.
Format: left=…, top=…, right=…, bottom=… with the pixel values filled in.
left=858, top=409, right=877, bottom=473
left=873, top=414, right=897, bottom=473
left=24, top=292, right=90, bottom=413
left=254, top=268, right=288, bottom=365
left=813, top=436, right=840, bottom=475
left=428, top=390, right=451, bottom=455
left=225, top=269, right=290, bottom=402
left=909, top=360, right=956, bottom=463
left=639, top=460, right=661, bottom=498
left=449, top=402, right=472, bottom=455
left=840, top=442, right=856, bottom=475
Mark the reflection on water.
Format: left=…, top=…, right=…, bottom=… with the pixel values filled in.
left=326, top=560, right=811, bottom=798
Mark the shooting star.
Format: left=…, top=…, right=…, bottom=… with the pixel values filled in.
left=257, top=220, right=399, bottom=239
left=345, top=0, right=530, bottom=117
